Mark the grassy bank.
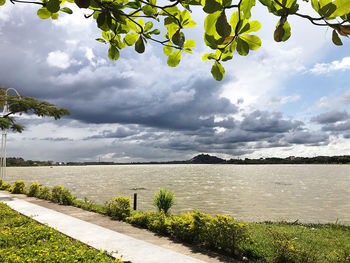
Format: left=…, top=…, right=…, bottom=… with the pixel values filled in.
left=0, top=202, right=122, bottom=263
left=1, top=180, right=350, bottom=262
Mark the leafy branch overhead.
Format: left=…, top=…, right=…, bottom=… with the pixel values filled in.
left=1, top=0, right=349, bottom=81
left=0, top=87, right=70, bottom=132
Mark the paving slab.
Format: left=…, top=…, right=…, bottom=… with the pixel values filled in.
left=0, top=192, right=206, bottom=263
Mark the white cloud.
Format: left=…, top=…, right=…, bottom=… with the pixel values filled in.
left=47, top=50, right=71, bottom=69
left=310, top=57, right=350, bottom=74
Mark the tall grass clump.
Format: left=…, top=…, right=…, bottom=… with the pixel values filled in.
left=153, top=188, right=175, bottom=215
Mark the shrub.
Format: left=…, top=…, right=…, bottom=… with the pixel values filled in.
left=28, top=182, right=40, bottom=197
left=147, top=211, right=171, bottom=235
left=51, top=185, right=76, bottom=205
left=60, top=189, right=76, bottom=205
left=0, top=179, right=3, bottom=187
left=11, top=180, right=27, bottom=194
left=106, top=196, right=131, bottom=220
left=51, top=185, right=64, bottom=203
left=153, top=188, right=175, bottom=215
left=271, top=232, right=317, bottom=263
left=126, top=211, right=151, bottom=228
left=38, top=186, right=51, bottom=200
left=169, top=212, right=196, bottom=243
left=0, top=182, right=12, bottom=191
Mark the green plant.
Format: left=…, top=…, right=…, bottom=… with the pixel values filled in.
left=0, top=179, right=3, bottom=188
left=126, top=211, right=152, bottom=228
left=0, top=182, right=12, bottom=191
left=38, top=186, right=51, bottom=200
left=28, top=182, right=40, bottom=197
left=51, top=185, right=76, bottom=205
left=11, top=180, right=27, bottom=194
left=169, top=212, right=196, bottom=243
left=270, top=232, right=318, bottom=263
left=153, top=188, right=175, bottom=215
left=147, top=211, right=171, bottom=235
left=106, top=196, right=131, bottom=220
left=0, top=202, right=122, bottom=262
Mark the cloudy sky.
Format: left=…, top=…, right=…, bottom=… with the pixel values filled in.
left=0, top=2, right=350, bottom=162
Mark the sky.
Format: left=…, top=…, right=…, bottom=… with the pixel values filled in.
left=0, top=2, right=350, bottom=163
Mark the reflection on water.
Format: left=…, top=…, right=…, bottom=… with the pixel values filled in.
left=5, top=164, right=350, bottom=224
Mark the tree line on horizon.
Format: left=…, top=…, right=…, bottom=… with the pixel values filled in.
left=5, top=154, right=350, bottom=166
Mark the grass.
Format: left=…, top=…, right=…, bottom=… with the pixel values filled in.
left=0, top=202, right=122, bottom=263
left=239, top=221, right=350, bottom=262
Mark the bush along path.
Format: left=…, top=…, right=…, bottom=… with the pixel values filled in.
left=1, top=179, right=350, bottom=263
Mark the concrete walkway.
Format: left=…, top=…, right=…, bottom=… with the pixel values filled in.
left=0, top=192, right=235, bottom=263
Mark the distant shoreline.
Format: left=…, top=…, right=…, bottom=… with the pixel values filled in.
left=5, top=154, right=350, bottom=166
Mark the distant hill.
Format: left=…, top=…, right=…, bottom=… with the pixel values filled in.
left=189, top=154, right=225, bottom=164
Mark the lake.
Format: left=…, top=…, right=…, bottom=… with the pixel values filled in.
left=4, top=164, right=350, bottom=224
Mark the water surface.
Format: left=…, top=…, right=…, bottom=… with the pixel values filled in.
left=5, top=164, right=350, bottom=224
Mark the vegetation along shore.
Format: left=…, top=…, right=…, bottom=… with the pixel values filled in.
left=1, top=179, right=349, bottom=263
left=6, top=154, right=350, bottom=167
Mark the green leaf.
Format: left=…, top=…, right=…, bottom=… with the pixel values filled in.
left=216, top=11, right=231, bottom=38
left=230, top=11, right=249, bottom=34
left=96, top=38, right=107, bottom=43
left=37, top=8, right=51, bottom=19
left=108, top=45, right=120, bottom=60
left=311, top=0, right=319, bottom=12
left=211, top=61, right=225, bottom=81
left=142, top=5, right=157, bottom=16
left=164, top=42, right=173, bottom=55
left=245, top=20, right=261, bottom=33
left=204, top=11, right=221, bottom=35
left=74, top=0, right=90, bottom=8
left=202, top=53, right=217, bottom=60
left=0, top=0, right=5, bottom=6
left=332, top=0, right=350, bottom=17
left=184, top=39, right=196, bottom=49
left=203, top=0, right=222, bottom=14
left=274, top=20, right=291, bottom=42
left=149, top=29, right=160, bottom=35
left=167, top=50, right=182, bottom=67
left=332, top=29, right=343, bottom=45
left=172, top=30, right=185, bottom=47
left=144, top=21, right=153, bottom=32
left=236, top=37, right=249, bottom=56
left=102, top=31, right=114, bottom=41
left=51, top=12, right=59, bottom=19
left=164, top=17, right=180, bottom=39
left=135, top=37, right=145, bottom=53
left=124, top=33, right=139, bottom=46
left=240, top=34, right=261, bottom=50
left=60, top=7, right=73, bottom=14
left=319, top=2, right=336, bottom=18
left=46, top=0, right=60, bottom=13
left=241, top=0, right=256, bottom=19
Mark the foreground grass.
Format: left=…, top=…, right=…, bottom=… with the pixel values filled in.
left=0, top=202, right=121, bottom=263
left=240, top=222, right=350, bottom=262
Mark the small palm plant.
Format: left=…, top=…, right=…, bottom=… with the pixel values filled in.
left=153, top=188, right=175, bottom=215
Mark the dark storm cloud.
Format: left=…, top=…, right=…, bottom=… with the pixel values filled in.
left=285, top=130, right=329, bottom=146
left=311, top=110, right=350, bottom=124
left=86, top=126, right=140, bottom=139
left=321, top=120, right=350, bottom=132
left=241, top=111, right=303, bottom=133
